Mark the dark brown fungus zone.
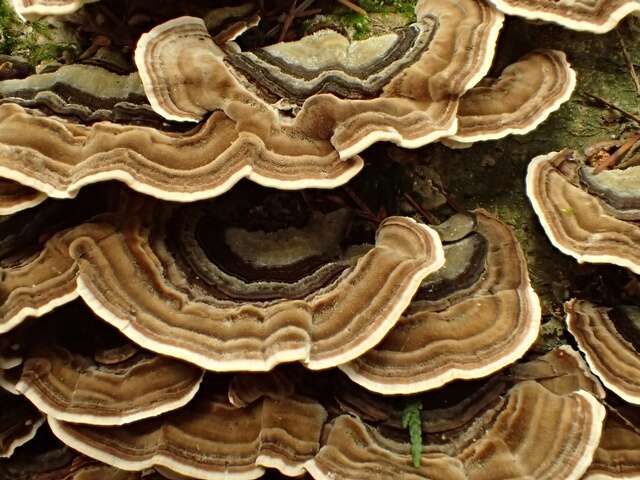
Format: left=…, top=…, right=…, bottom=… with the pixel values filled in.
left=65, top=191, right=444, bottom=371
left=0, top=65, right=167, bottom=127
left=527, top=151, right=640, bottom=274
left=4, top=302, right=204, bottom=426
left=308, top=346, right=605, bottom=480
left=566, top=299, right=640, bottom=405
left=341, top=210, right=540, bottom=394
left=484, top=0, right=640, bottom=33
left=135, top=0, right=503, bottom=158
left=48, top=379, right=328, bottom=479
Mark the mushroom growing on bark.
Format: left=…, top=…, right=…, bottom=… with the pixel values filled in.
left=66, top=191, right=444, bottom=371
left=135, top=0, right=503, bottom=157
left=566, top=299, right=640, bottom=405
left=4, top=302, right=204, bottom=426
left=48, top=380, right=328, bottom=480
left=526, top=150, right=640, bottom=274
left=341, top=210, right=541, bottom=394
left=10, top=0, right=100, bottom=21
left=308, top=347, right=605, bottom=480
left=484, top=0, right=640, bottom=33
left=444, top=50, right=576, bottom=147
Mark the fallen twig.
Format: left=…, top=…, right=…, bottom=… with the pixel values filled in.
left=617, top=28, right=640, bottom=96
left=583, top=92, right=640, bottom=125
left=336, top=0, right=368, bottom=16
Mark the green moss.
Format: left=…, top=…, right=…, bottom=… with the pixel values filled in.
left=401, top=400, right=423, bottom=468
left=0, top=0, right=77, bottom=65
left=339, top=11, right=372, bottom=40
left=358, top=0, right=417, bottom=21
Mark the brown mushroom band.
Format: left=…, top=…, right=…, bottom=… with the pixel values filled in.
left=341, top=210, right=540, bottom=394
left=527, top=151, right=640, bottom=274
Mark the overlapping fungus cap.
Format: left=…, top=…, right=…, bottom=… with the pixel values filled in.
left=445, top=50, right=576, bottom=147
left=566, top=299, right=640, bottom=405
left=135, top=0, right=503, bottom=158
left=0, top=64, right=166, bottom=127
left=48, top=379, right=328, bottom=479
left=0, top=187, right=115, bottom=334
left=5, top=302, right=204, bottom=426
left=585, top=400, right=640, bottom=479
left=307, top=346, right=605, bottom=480
left=0, top=389, right=43, bottom=458
left=527, top=150, right=640, bottom=274
left=66, top=189, right=444, bottom=371
left=0, top=180, right=46, bottom=215
left=341, top=209, right=541, bottom=394
left=484, top=0, right=640, bottom=33
left=0, top=99, right=363, bottom=201
left=10, top=0, right=100, bottom=21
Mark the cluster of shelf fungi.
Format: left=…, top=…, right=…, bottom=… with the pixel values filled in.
left=0, top=0, right=638, bottom=478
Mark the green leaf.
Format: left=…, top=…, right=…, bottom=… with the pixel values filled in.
left=401, top=399, right=423, bottom=468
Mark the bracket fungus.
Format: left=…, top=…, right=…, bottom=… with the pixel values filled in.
left=566, top=299, right=640, bottom=405
left=585, top=401, right=640, bottom=480
left=341, top=210, right=541, bottom=394
left=134, top=0, right=503, bottom=159
left=64, top=193, right=444, bottom=371
left=0, top=180, right=46, bottom=216
left=48, top=382, right=328, bottom=480
left=445, top=50, right=576, bottom=147
left=0, top=102, right=363, bottom=202
left=308, top=347, right=605, bottom=480
left=484, top=0, right=640, bottom=33
left=0, top=189, right=115, bottom=334
left=526, top=151, right=640, bottom=274
left=6, top=303, right=204, bottom=426
left=10, top=0, right=100, bottom=21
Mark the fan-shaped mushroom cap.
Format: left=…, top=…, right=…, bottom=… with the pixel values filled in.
left=10, top=0, right=100, bottom=21
left=526, top=151, right=640, bottom=274
left=0, top=389, right=43, bottom=458
left=306, top=379, right=604, bottom=480
left=585, top=402, right=640, bottom=480
left=0, top=180, right=46, bottom=215
left=445, top=50, right=576, bottom=146
left=0, top=102, right=363, bottom=201
left=341, top=210, right=541, bottom=394
left=48, top=385, right=328, bottom=480
left=0, top=190, right=115, bottom=334
left=135, top=0, right=503, bottom=158
left=566, top=299, right=640, bottom=405
left=67, top=194, right=444, bottom=371
left=8, top=302, right=204, bottom=425
left=484, top=0, right=640, bottom=33
left=0, top=65, right=164, bottom=126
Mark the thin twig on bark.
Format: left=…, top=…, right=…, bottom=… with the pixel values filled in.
left=583, top=92, right=640, bottom=125
left=616, top=28, right=640, bottom=96
left=336, top=0, right=368, bottom=16
left=402, top=193, right=441, bottom=225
